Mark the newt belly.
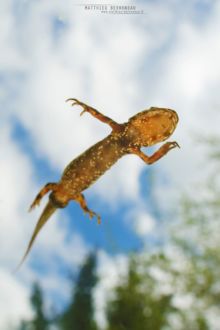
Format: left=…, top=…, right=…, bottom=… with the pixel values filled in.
left=16, top=98, right=179, bottom=269
left=60, top=135, right=127, bottom=196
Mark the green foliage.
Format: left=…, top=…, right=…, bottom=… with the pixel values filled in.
left=107, top=257, right=174, bottom=330
left=31, top=283, right=49, bottom=330
left=18, top=282, right=49, bottom=330
left=60, top=251, right=98, bottom=330
left=107, top=258, right=147, bottom=330
left=18, top=320, right=31, bottom=330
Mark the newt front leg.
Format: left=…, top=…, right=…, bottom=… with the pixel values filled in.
left=66, top=98, right=122, bottom=132
left=130, top=141, right=180, bottom=165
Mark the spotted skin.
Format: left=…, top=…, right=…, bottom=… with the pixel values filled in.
left=17, top=98, right=179, bottom=269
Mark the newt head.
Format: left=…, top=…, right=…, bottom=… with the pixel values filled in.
left=127, top=107, right=179, bottom=147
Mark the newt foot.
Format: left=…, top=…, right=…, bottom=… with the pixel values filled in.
left=66, top=98, right=88, bottom=116
left=88, top=210, right=101, bottom=225
left=166, top=141, right=180, bottom=150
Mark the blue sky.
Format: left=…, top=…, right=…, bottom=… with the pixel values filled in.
left=1, top=0, right=220, bottom=328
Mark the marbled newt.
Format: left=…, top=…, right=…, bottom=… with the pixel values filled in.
left=17, top=98, right=179, bottom=269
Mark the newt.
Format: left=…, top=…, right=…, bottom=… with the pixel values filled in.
left=16, top=98, right=179, bottom=269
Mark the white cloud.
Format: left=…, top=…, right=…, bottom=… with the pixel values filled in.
left=0, top=269, right=33, bottom=330
left=125, top=206, right=155, bottom=238
left=0, top=1, right=27, bottom=71
left=94, top=251, right=128, bottom=329
left=0, top=124, right=34, bottom=267
left=0, top=124, right=34, bottom=327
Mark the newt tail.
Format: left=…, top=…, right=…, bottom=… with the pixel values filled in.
left=15, top=200, right=57, bottom=272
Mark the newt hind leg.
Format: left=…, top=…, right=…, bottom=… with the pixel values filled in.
left=66, top=98, right=122, bottom=132
left=29, top=182, right=57, bottom=211
left=75, top=193, right=101, bottom=224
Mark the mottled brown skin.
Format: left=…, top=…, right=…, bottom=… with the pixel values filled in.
left=16, top=99, right=179, bottom=270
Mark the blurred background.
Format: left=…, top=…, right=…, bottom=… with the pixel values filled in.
left=1, top=0, right=220, bottom=329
